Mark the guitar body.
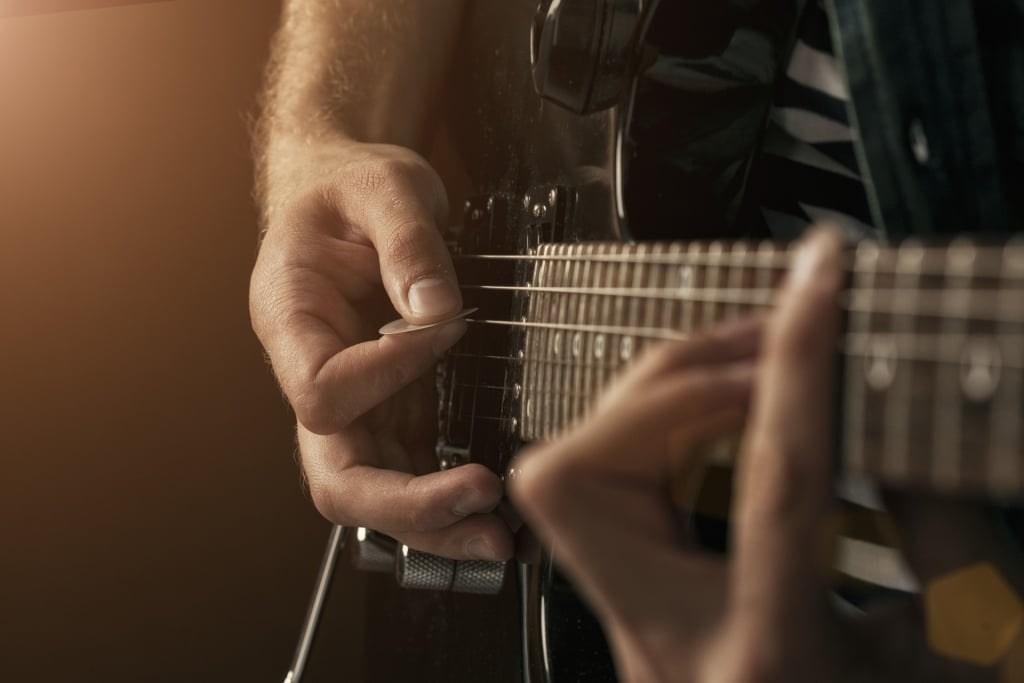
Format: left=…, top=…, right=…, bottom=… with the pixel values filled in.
left=321, top=2, right=1024, bottom=681
left=351, top=4, right=620, bottom=682
left=335, top=1, right=810, bottom=680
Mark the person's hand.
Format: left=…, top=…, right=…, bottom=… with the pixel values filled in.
left=251, top=139, right=512, bottom=561
left=510, top=228, right=1021, bottom=682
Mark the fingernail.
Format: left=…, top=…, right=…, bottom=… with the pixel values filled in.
left=788, top=236, right=829, bottom=289
left=431, top=320, right=468, bottom=357
left=408, top=277, right=460, bottom=318
left=452, top=486, right=494, bottom=517
left=466, top=537, right=500, bottom=561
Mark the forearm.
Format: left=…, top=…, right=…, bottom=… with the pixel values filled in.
left=255, top=0, right=466, bottom=221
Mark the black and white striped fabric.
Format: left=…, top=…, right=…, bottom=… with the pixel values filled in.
left=758, top=1, right=918, bottom=598
left=757, top=0, right=875, bottom=242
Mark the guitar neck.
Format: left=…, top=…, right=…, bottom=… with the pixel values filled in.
left=505, top=239, right=1024, bottom=499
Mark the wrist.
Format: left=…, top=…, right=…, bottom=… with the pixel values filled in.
left=255, top=127, right=357, bottom=230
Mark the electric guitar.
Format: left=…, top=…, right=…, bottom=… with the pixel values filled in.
left=296, top=2, right=1023, bottom=681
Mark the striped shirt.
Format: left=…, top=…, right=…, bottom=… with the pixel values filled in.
left=757, top=0, right=876, bottom=242
left=760, top=2, right=917, bottom=599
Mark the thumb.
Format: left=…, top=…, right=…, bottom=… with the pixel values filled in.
left=352, top=160, right=463, bottom=325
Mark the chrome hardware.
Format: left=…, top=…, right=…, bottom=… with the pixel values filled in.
left=352, top=527, right=396, bottom=573
left=353, top=527, right=508, bottom=595
left=396, top=545, right=507, bottom=595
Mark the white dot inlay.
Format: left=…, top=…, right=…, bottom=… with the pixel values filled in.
left=865, top=335, right=898, bottom=391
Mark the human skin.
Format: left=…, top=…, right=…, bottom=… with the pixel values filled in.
left=511, top=229, right=1018, bottom=682
left=251, top=0, right=513, bottom=561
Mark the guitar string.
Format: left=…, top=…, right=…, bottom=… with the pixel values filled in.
left=455, top=321, right=1024, bottom=369
left=461, top=282, right=1024, bottom=325
left=444, top=328, right=1023, bottom=429
left=444, top=248, right=1023, bottom=428
left=454, top=249, right=1024, bottom=277
left=461, top=283, right=1024, bottom=323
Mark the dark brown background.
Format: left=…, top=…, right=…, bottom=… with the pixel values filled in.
left=0, top=1, right=362, bottom=680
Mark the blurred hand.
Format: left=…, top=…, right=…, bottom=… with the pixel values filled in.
left=251, top=140, right=512, bottom=561
left=511, top=228, right=1018, bottom=682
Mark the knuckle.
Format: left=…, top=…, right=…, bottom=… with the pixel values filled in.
left=287, top=361, right=346, bottom=434
left=398, top=479, right=447, bottom=532
left=349, top=158, right=397, bottom=196
left=345, top=154, right=425, bottom=198
left=306, top=477, right=352, bottom=527
left=291, top=387, right=340, bottom=435
left=403, top=499, right=435, bottom=532
left=381, top=220, right=431, bottom=270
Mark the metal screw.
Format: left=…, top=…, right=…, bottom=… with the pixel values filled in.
left=548, top=188, right=558, bottom=205
left=532, top=203, right=548, bottom=219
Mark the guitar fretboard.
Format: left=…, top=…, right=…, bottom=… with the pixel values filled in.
left=511, top=239, right=1024, bottom=498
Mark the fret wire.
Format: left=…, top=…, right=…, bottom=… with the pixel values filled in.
left=574, top=244, right=594, bottom=424
left=992, top=248, right=1024, bottom=492
left=933, top=243, right=973, bottom=489
left=627, top=243, right=648, bottom=362
left=582, top=244, right=605, bottom=426
left=596, top=243, right=617, bottom=397
left=560, top=245, right=575, bottom=427
left=541, top=243, right=557, bottom=436
left=887, top=245, right=918, bottom=482
left=454, top=247, right=1024, bottom=277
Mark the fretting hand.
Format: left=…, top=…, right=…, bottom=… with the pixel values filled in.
left=511, top=228, right=1019, bottom=682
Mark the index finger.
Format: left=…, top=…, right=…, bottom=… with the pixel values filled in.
left=729, top=228, right=846, bottom=637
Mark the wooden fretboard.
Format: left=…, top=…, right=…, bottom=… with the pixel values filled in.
left=504, top=239, right=1024, bottom=499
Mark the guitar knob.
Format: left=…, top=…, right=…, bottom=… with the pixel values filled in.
left=351, top=527, right=396, bottom=573
left=396, top=545, right=507, bottom=595
left=530, top=0, right=642, bottom=114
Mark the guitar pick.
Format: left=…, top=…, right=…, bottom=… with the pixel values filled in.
left=378, top=307, right=478, bottom=335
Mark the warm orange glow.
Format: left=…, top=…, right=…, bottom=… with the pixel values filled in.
left=0, top=0, right=173, bottom=18
left=0, top=2, right=358, bottom=679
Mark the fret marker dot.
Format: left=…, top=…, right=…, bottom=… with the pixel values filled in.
left=865, top=336, right=897, bottom=391
left=1004, top=239, right=1024, bottom=272
left=679, top=266, right=694, bottom=291
left=526, top=398, right=533, bottom=418
left=620, top=336, right=634, bottom=361
left=572, top=333, right=582, bottom=357
left=594, top=334, right=605, bottom=359
left=960, top=338, right=1001, bottom=403
left=552, top=332, right=561, bottom=355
